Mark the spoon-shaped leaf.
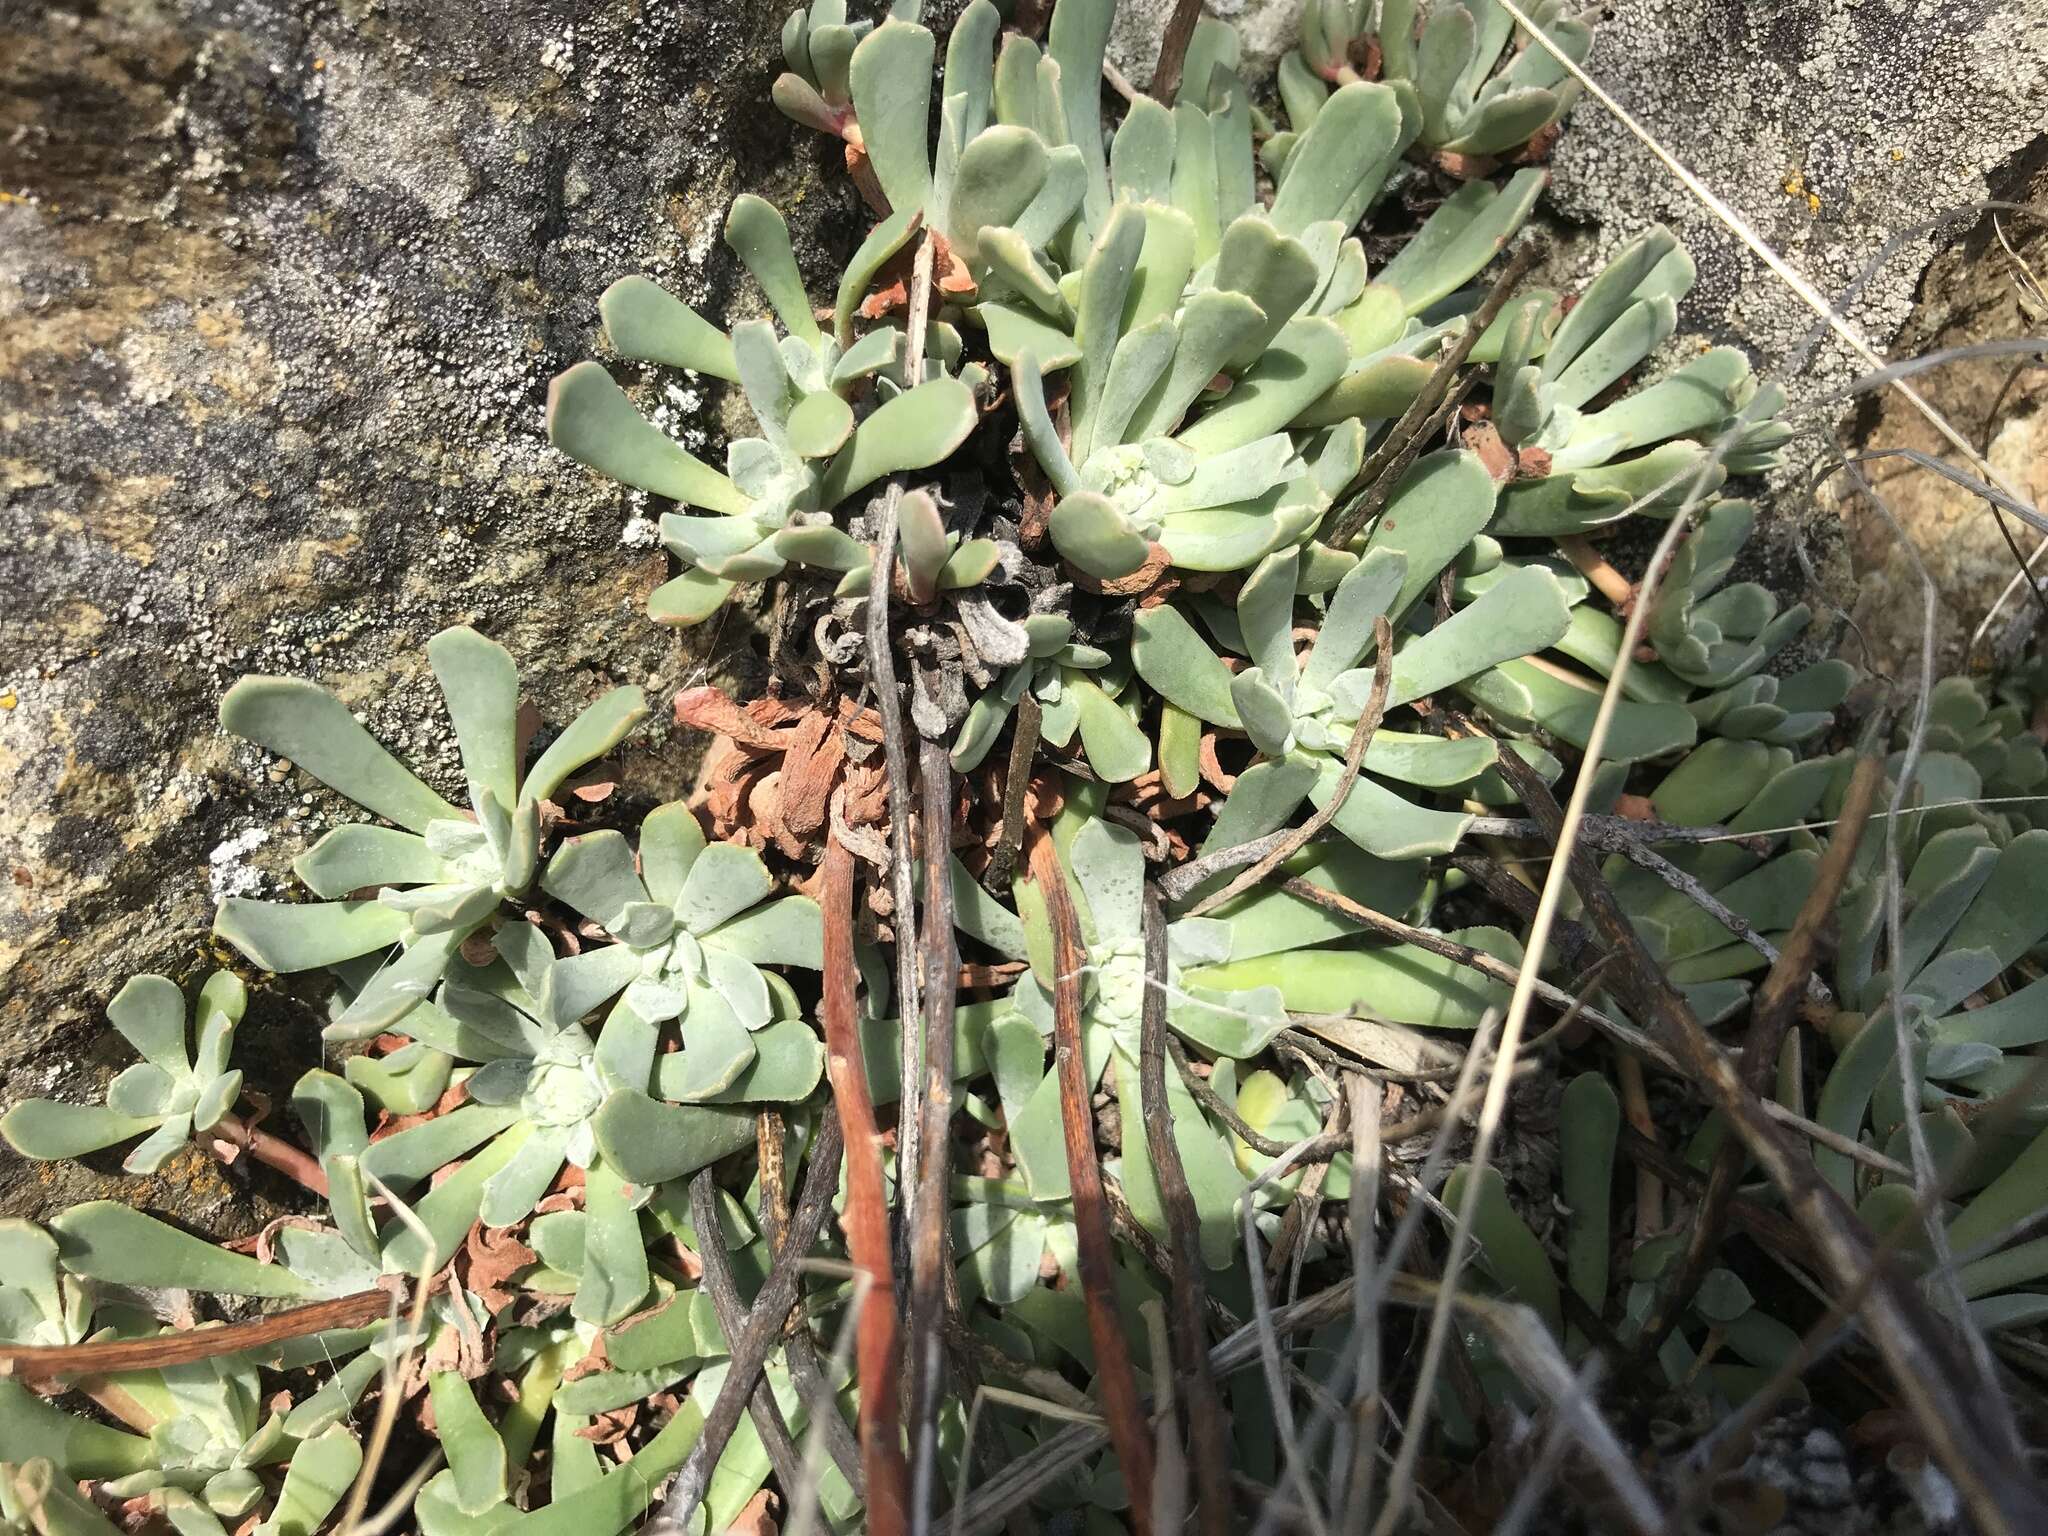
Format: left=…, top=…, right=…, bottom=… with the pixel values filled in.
left=591, top=1092, right=757, bottom=1185
left=1386, top=564, right=1573, bottom=707
left=724, top=195, right=823, bottom=348
left=1178, top=317, right=1348, bottom=455
left=51, top=1202, right=321, bottom=1299
left=817, top=377, right=977, bottom=507
left=221, top=678, right=459, bottom=833
left=946, top=125, right=1050, bottom=260
left=849, top=20, right=935, bottom=219
left=1133, top=605, right=1243, bottom=727
left=1269, top=80, right=1409, bottom=236
left=428, top=627, right=520, bottom=813
left=548, top=363, right=746, bottom=513
left=786, top=389, right=855, bottom=461
left=599, top=277, right=738, bottom=381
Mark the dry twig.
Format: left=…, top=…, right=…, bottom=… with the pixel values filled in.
left=1030, top=834, right=1157, bottom=1534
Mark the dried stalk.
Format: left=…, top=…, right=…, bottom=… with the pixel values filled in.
left=910, top=732, right=961, bottom=1520
left=986, top=693, right=1042, bottom=892
left=0, top=1287, right=396, bottom=1378
left=872, top=231, right=938, bottom=1235
left=815, top=834, right=912, bottom=1536
left=1138, top=885, right=1233, bottom=1536
left=689, top=1169, right=806, bottom=1497
left=1029, top=833, right=1156, bottom=1534
left=1147, top=0, right=1206, bottom=101
left=758, top=1113, right=865, bottom=1494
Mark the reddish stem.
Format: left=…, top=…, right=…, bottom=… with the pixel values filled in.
left=819, top=833, right=912, bottom=1536
left=210, top=1111, right=328, bottom=1197
left=1029, top=835, right=1157, bottom=1535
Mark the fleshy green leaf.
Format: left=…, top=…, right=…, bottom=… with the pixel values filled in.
left=547, top=363, right=747, bottom=513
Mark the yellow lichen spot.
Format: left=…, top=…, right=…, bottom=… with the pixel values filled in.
left=313, top=58, right=326, bottom=70
left=1890, top=146, right=1906, bottom=162
left=1807, top=192, right=1821, bottom=212
left=0, top=691, right=16, bottom=710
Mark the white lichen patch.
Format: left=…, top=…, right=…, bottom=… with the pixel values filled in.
left=206, top=826, right=271, bottom=902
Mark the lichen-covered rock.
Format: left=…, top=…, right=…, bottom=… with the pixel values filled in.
left=0, top=0, right=839, bottom=1221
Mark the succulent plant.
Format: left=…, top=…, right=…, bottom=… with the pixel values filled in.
left=1281, top=0, right=1593, bottom=164
left=1, top=972, right=244, bottom=1174
left=540, top=804, right=826, bottom=1108
left=1820, top=821, right=2048, bottom=1200
left=1918, top=674, right=2048, bottom=835
left=1601, top=743, right=1840, bottom=1019
left=549, top=196, right=979, bottom=625
left=1489, top=226, right=1789, bottom=536
left=1131, top=449, right=1577, bottom=856
left=212, top=627, right=647, bottom=1038
left=2, top=0, right=1904, bottom=1528
left=949, top=613, right=1153, bottom=782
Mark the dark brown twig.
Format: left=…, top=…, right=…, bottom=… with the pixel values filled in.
left=688, top=1169, right=806, bottom=1499
left=1326, top=241, right=1542, bottom=548
left=985, top=693, right=1042, bottom=893
left=1138, top=886, right=1233, bottom=1536
left=1147, top=0, right=1206, bottom=102
left=646, top=1111, right=848, bottom=1535
left=1029, top=833, right=1156, bottom=1534
left=1186, top=616, right=1393, bottom=920
left=0, top=1287, right=397, bottom=1377
left=816, top=833, right=912, bottom=1536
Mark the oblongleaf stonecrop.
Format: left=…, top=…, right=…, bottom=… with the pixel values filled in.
left=15, top=2, right=2036, bottom=1531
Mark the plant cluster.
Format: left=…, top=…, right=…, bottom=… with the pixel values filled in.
left=7, top=1, right=2045, bottom=1532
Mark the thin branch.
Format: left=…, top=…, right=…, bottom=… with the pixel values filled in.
left=759, top=1112, right=865, bottom=1495
left=1334, top=1073, right=1382, bottom=1530
left=985, top=692, right=1042, bottom=893
left=1138, top=885, right=1234, bottom=1536
left=1602, top=830, right=1829, bottom=1002
left=872, top=232, right=938, bottom=1246
left=1147, top=0, right=1206, bottom=102
left=0, top=1287, right=397, bottom=1378
left=1187, top=616, right=1393, bottom=920
left=1029, top=833, right=1157, bottom=1534
left=648, top=1112, right=850, bottom=1535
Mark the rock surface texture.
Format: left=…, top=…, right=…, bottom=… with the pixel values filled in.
left=0, top=0, right=2042, bottom=1225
